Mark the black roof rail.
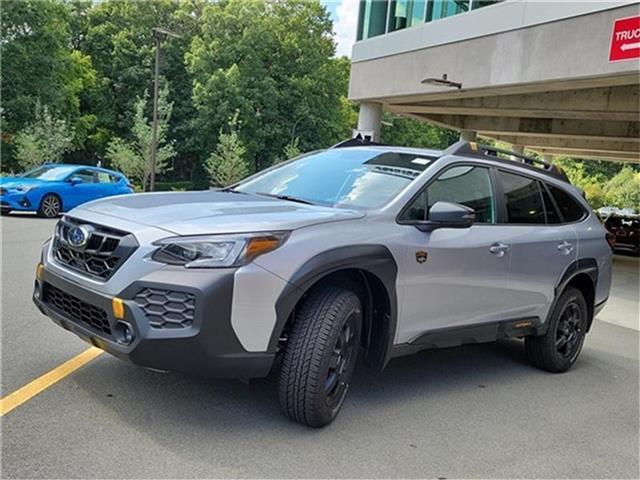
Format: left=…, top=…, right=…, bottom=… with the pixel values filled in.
left=443, top=140, right=570, bottom=183
left=331, top=136, right=387, bottom=148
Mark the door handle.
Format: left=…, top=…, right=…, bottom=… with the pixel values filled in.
left=489, top=242, right=510, bottom=257
left=557, top=241, right=574, bottom=255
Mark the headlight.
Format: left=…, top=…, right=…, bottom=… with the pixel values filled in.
left=15, top=185, right=37, bottom=193
left=151, top=232, right=289, bottom=268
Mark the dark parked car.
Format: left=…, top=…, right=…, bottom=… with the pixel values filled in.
left=604, top=214, right=639, bottom=256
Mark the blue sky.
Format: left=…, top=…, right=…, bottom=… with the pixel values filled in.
left=320, top=0, right=358, bottom=57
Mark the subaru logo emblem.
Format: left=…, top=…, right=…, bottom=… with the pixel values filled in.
left=67, top=225, right=91, bottom=248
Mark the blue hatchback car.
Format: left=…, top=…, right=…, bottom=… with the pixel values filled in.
left=0, top=164, right=134, bottom=218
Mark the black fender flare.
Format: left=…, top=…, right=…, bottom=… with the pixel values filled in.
left=545, top=258, right=599, bottom=332
left=268, top=245, right=398, bottom=367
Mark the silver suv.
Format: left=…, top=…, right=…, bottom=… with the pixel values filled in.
left=33, top=140, right=612, bottom=427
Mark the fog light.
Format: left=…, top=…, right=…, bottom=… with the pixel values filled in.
left=114, top=321, right=134, bottom=345
left=36, top=263, right=44, bottom=280
left=112, top=297, right=125, bottom=319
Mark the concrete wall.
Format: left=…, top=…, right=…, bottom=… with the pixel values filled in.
left=349, top=3, right=639, bottom=102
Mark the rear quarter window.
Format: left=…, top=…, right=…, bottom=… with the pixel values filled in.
left=547, top=184, right=585, bottom=223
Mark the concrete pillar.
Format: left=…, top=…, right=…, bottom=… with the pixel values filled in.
left=355, top=102, right=383, bottom=142
left=460, top=129, right=477, bottom=142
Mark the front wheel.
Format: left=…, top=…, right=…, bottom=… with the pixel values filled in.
left=525, top=286, right=588, bottom=373
left=0, top=208, right=10, bottom=216
left=38, top=194, right=61, bottom=218
left=278, top=286, right=362, bottom=427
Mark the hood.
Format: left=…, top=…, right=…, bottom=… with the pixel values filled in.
left=0, top=177, right=47, bottom=189
left=77, top=191, right=365, bottom=235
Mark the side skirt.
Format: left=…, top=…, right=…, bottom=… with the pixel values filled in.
left=390, top=317, right=542, bottom=359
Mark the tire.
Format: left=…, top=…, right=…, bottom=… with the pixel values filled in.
left=525, top=286, right=588, bottom=373
left=38, top=194, right=61, bottom=218
left=278, top=286, right=362, bottom=427
left=0, top=208, right=10, bottom=216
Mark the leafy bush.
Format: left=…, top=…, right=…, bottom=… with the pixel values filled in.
left=106, top=84, right=175, bottom=191
left=206, top=115, right=248, bottom=187
left=14, top=103, right=74, bottom=171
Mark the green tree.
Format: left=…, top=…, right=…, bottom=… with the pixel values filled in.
left=381, top=113, right=458, bottom=149
left=275, top=137, right=302, bottom=164
left=78, top=0, right=203, bottom=165
left=1, top=0, right=95, bottom=169
left=206, top=116, right=248, bottom=187
left=604, top=167, right=640, bottom=210
left=105, top=84, right=175, bottom=190
left=14, top=103, right=75, bottom=171
left=187, top=0, right=351, bottom=172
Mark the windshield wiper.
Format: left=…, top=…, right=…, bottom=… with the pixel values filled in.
left=253, top=192, right=316, bottom=205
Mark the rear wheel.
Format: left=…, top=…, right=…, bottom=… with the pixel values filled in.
left=278, top=286, right=362, bottom=427
left=38, top=194, right=61, bottom=218
left=525, top=286, right=588, bottom=373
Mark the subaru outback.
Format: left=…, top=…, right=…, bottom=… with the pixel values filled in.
left=33, top=140, right=612, bottom=427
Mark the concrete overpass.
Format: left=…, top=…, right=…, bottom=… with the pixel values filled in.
left=349, top=0, right=640, bottom=163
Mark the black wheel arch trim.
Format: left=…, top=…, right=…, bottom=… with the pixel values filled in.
left=269, top=244, right=398, bottom=368
left=549, top=258, right=599, bottom=332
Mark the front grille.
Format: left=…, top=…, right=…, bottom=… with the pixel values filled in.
left=135, top=288, right=196, bottom=329
left=52, top=217, right=138, bottom=280
left=44, top=284, right=112, bottom=336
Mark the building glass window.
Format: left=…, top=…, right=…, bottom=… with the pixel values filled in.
left=357, top=0, right=389, bottom=40
left=357, top=0, right=503, bottom=41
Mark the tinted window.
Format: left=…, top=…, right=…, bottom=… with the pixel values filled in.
left=548, top=184, right=585, bottom=222
left=73, top=169, right=96, bottom=183
left=499, top=171, right=545, bottom=224
left=236, top=149, right=434, bottom=209
left=540, top=185, right=561, bottom=224
left=402, top=165, right=496, bottom=223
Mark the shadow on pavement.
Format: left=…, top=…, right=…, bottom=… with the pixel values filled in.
left=74, top=338, right=534, bottom=435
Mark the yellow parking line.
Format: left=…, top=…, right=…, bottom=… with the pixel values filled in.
left=0, top=347, right=103, bottom=416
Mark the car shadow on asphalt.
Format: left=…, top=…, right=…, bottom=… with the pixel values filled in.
left=72, top=338, right=543, bottom=436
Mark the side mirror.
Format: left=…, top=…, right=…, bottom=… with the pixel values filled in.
left=69, top=176, right=83, bottom=186
left=415, top=201, right=475, bottom=232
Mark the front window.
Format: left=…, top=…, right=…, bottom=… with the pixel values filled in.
left=21, top=165, right=78, bottom=181
left=402, top=165, right=496, bottom=223
left=235, top=149, right=434, bottom=209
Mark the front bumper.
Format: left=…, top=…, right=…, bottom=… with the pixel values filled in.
left=1, top=191, right=34, bottom=211
left=33, top=264, right=275, bottom=379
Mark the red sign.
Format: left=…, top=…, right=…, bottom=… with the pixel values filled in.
left=609, top=15, right=640, bottom=62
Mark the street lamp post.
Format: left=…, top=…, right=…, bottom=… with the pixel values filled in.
left=149, top=27, right=181, bottom=192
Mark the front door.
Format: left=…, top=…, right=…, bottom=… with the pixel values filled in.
left=396, top=164, right=511, bottom=344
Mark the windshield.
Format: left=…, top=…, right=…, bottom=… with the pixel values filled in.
left=21, top=165, right=77, bottom=181
left=235, top=149, right=434, bottom=209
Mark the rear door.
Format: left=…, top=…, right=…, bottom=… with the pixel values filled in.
left=397, top=164, right=513, bottom=343
left=495, top=170, right=578, bottom=324
left=94, top=171, right=124, bottom=199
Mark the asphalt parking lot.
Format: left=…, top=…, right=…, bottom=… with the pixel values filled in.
left=1, top=213, right=638, bottom=479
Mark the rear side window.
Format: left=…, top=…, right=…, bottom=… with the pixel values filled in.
left=498, top=170, right=545, bottom=224
left=97, top=172, right=111, bottom=183
left=547, top=184, right=585, bottom=223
